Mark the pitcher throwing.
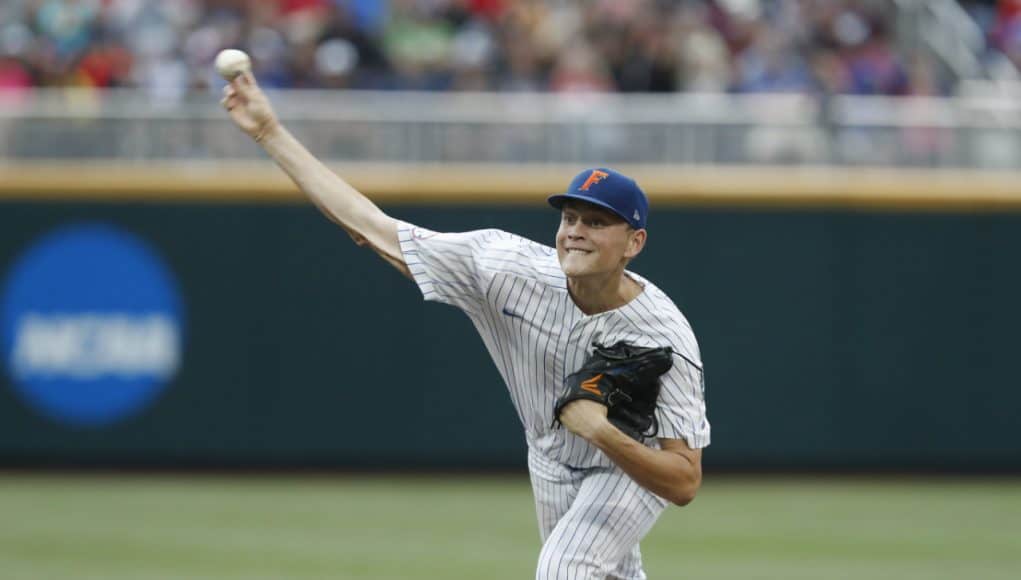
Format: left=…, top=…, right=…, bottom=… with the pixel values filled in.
left=222, top=70, right=710, bottom=579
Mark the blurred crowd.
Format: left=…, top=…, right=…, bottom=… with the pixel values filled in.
left=965, top=0, right=1021, bottom=75
left=0, top=0, right=1009, bottom=100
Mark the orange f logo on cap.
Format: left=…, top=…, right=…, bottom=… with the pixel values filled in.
left=579, top=170, right=609, bottom=191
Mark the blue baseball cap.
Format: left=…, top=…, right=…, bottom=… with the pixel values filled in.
left=547, top=168, right=649, bottom=229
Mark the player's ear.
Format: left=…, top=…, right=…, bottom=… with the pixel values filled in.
left=624, top=228, right=646, bottom=259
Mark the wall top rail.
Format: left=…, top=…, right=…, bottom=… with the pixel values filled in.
left=3, top=161, right=1021, bottom=213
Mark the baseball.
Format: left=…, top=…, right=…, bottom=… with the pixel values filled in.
left=214, top=49, right=251, bottom=80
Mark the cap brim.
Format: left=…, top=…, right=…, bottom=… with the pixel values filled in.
left=547, top=193, right=635, bottom=226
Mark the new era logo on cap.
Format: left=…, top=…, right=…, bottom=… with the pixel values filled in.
left=547, top=167, right=649, bottom=230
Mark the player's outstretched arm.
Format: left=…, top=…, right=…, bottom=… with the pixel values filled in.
left=221, top=72, right=410, bottom=278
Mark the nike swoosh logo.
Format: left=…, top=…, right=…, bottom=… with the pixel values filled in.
left=501, top=306, right=549, bottom=334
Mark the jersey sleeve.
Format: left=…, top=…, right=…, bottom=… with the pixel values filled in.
left=656, top=357, right=711, bottom=449
left=397, top=220, right=502, bottom=314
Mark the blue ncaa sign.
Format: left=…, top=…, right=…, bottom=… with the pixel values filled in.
left=1, top=223, right=184, bottom=427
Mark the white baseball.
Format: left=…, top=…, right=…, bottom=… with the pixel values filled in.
left=215, top=49, right=251, bottom=80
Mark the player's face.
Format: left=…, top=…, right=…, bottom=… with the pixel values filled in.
left=556, top=202, right=645, bottom=279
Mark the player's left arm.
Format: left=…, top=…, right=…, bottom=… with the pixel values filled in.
left=558, top=402, right=702, bottom=505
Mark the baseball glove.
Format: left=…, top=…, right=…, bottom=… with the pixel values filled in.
left=552, top=341, right=673, bottom=441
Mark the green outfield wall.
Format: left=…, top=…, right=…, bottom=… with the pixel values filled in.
left=1, top=198, right=1019, bottom=472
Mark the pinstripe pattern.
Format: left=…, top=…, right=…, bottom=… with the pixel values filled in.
left=398, top=221, right=710, bottom=578
left=529, top=450, right=662, bottom=579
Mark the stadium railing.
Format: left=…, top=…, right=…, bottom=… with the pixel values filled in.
left=1, top=89, right=1019, bottom=169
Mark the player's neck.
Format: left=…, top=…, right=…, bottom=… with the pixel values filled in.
left=567, top=272, right=643, bottom=315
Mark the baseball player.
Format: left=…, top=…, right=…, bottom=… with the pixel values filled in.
left=222, top=72, right=709, bottom=579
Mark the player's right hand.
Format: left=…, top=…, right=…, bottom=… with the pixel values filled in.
left=221, top=72, right=279, bottom=143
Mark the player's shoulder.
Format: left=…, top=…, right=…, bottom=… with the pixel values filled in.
left=403, top=222, right=505, bottom=245
left=478, top=228, right=549, bottom=253
left=400, top=221, right=559, bottom=280
left=402, top=223, right=543, bottom=255
left=469, top=229, right=560, bottom=279
left=408, top=223, right=540, bottom=250
left=622, top=274, right=702, bottom=368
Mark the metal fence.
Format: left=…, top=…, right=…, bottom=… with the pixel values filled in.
left=2, top=88, right=1020, bottom=168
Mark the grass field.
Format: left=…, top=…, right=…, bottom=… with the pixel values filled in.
left=0, top=474, right=1018, bottom=579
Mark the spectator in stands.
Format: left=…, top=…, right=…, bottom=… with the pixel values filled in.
left=0, top=0, right=960, bottom=99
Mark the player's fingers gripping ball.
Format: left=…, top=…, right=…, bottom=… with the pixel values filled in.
left=553, top=341, right=673, bottom=441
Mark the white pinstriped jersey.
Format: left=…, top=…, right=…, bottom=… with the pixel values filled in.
left=397, top=221, right=710, bottom=469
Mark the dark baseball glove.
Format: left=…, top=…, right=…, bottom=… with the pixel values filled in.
left=552, top=341, right=673, bottom=441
